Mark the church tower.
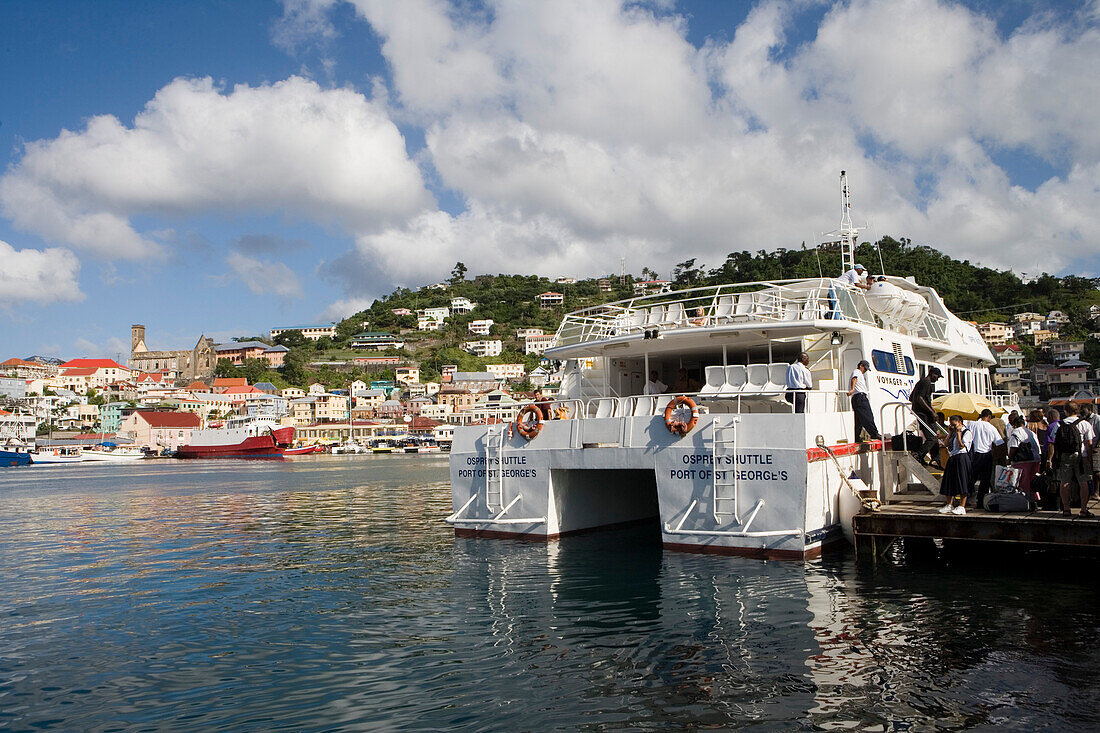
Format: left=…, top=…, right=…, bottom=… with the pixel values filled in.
left=131, top=324, right=146, bottom=354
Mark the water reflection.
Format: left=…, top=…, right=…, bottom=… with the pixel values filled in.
left=1, top=458, right=1098, bottom=730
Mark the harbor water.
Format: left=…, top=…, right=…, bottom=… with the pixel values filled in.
left=2, top=457, right=1099, bottom=730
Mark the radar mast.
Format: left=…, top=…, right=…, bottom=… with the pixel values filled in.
left=821, top=170, right=866, bottom=276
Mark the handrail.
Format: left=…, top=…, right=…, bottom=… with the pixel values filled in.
left=552, top=278, right=903, bottom=348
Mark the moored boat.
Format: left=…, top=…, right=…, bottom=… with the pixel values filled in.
left=446, top=171, right=1016, bottom=560
left=80, top=446, right=146, bottom=462
left=29, top=446, right=88, bottom=464
left=175, top=417, right=294, bottom=459
left=1, top=443, right=33, bottom=467
left=285, top=443, right=324, bottom=455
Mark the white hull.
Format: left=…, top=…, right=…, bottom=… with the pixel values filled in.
left=29, top=453, right=88, bottom=464
left=448, top=413, right=874, bottom=559
left=80, top=450, right=146, bottom=462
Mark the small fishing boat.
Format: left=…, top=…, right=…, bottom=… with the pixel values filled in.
left=29, top=446, right=88, bottom=464
left=285, top=443, right=324, bottom=456
left=80, top=446, right=146, bottom=462
left=0, top=442, right=33, bottom=467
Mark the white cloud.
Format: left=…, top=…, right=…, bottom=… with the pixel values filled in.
left=336, top=0, right=1100, bottom=278
left=226, top=253, right=304, bottom=299
left=0, top=240, right=83, bottom=306
left=321, top=296, right=375, bottom=320
left=0, top=76, right=431, bottom=260
left=72, top=336, right=128, bottom=360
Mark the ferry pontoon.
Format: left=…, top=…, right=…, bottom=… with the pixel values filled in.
left=447, top=172, right=1016, bottom=559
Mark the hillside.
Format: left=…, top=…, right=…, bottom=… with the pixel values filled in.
left=223, top=239, right=1100, bottom=390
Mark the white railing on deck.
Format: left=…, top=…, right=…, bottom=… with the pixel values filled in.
left=551, top=277, right=938, bottom=348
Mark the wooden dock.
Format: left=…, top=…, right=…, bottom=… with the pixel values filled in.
left=852, top=500, right=1100, bottom=556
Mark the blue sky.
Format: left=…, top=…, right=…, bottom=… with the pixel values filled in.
left=1, top=0, right=1098, bottom=361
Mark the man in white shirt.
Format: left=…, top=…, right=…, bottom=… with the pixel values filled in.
left=644, top=370, right=666, bottom=395
left=785, top=352, right=812, bottom=413
left=967, top=409, right=1005, bottom=507
left=846, top=360, right=880, bottom=441
left=837, top=263, right=871, bottom=291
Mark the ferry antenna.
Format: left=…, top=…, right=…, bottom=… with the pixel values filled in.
left=821, top=170, right=866, bottom=277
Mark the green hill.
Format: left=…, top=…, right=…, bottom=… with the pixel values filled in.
left=226, top=239, right=1100, bottom=390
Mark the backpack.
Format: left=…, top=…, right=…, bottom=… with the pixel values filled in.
left=1014, top=430, right=1038, bottom=463
left=1053, top=418, right=1082, bottom=458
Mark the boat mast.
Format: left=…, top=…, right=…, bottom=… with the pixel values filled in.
left=821, top=170, right=865, bottom=276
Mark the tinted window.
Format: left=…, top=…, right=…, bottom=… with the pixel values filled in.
left=871, top=349, right=916, bottom=376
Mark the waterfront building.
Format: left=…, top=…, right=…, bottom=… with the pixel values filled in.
left=537, top=292, right=564, bottom=308
left=1, top=357, right=58, bottom=380
left=349, top=332, right=405, bottom=351
left=129, top=325, right=214, bottom=381
left=632, top=280, right=671, bottom=296
left=450, top=297, right=476, bottom=314
left=525, top=334, right=557, bottom=355
left=118, top=411, right=201, bottom=451
left=976, top=321, right=1009, bottom=346
left=485, top=363, right=526, bottom=381
left=269, top=325, right=336, bottom=342
left=991, top=344, right=1024, bottom=370
left=468, top=319, right=495, bottom=335
left=1049, top=340, right=1085, bottom=363
left=463, top=340, right=503, bottom=358
left=0, top=376, right=27, bottom=399
left=214, top=341, right=288, bottom=367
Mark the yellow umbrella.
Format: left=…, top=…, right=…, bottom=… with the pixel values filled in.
left=931, top=392, right=1006, bottom=421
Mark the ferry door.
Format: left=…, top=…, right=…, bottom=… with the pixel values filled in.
left=621, top=358, right=645, bottom=396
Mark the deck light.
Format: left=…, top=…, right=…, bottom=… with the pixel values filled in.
left=830, top=331, right=843, bottom=345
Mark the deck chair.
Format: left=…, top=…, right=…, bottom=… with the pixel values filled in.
left=721, top=365, right=747, bottom=395
left=714, top=295, right=735, bottom=323
left=701, top=365, right=725, bottom=396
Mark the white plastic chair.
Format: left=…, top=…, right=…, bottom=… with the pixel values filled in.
left=701, top=366, right=725, bottom=395
left=594, top=399, right=615, bottom=418
left=627, top=309, right=646, bottom=331
left=714, top=295, right=734, bottom=323
left=654, top=395, right=674, bottom=415
left=754, top=292, right=777, bottom=319
left=633, top=396, right=656, bottom=416
left=746, top=364, right=770, bottom=393
left=721, top=365, right=747, bottom=395
left=664, top=302, right=685, bottom=327
left=766, top=363, right=789, bottom=400
left=645, top=306, right=665, bottom=328
left=732, top=293, right=754, bottom=321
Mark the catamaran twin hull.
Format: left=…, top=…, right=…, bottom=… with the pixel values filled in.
left=449, top=412, right=877, bottom=560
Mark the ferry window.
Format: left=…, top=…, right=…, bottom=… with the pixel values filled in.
left=871, top=349, right=915, bottom=376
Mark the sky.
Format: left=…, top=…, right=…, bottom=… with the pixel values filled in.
left=1, top=0, right=1099, bottom=361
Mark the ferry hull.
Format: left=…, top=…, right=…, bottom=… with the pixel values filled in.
left=176, top=427, right=294, bottom=459
left=448, top=414, right=877, bottom=560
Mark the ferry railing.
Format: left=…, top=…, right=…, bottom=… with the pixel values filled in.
left=553, top=278, right=893, bottom=348
left=989, top=391, right=1021, bottom=411
left=878, top=400, right=947, bottom=501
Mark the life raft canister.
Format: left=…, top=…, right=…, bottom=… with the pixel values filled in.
left=664, top=395, right=699, bottom=436
left=515, top=404, right=543, bottom=441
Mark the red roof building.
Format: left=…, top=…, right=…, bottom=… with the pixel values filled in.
left=213, top=378, right=249, bottom=393
left=61, top=358, right=129, bottom=370
left=119, top=411, right=201, bottom=451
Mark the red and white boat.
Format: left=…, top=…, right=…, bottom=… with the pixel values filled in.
left=176, top=417, right=295, bottom=459
left=284, top=443, right=325, bottom=456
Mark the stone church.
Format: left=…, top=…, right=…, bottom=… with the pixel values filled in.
left=129, top=325, right=215, bottom=381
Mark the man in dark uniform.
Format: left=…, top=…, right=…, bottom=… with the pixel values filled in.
left=910, top=367, right=942, bottom=467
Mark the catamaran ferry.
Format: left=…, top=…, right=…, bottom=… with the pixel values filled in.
left=447, top=172, right=1016, bottom=559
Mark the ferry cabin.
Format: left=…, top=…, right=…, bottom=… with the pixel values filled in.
left=447, top=274, right=1009, bottom=560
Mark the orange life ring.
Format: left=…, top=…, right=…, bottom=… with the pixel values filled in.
left=664, top=395, right=699, bottom=436
left=515, top=404, right=543, bottom=441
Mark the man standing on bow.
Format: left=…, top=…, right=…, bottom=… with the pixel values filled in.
left=847, top=360, right=880, bottom=441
